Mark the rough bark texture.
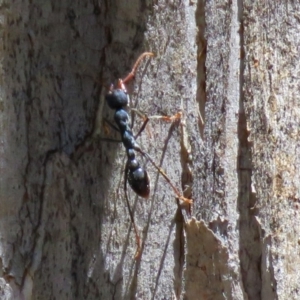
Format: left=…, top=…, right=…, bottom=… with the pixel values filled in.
left=0, top=0, right=299, bottom=299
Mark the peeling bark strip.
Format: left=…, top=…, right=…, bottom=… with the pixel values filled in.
left=1, top=0, right=300, bottom=299
left=185, top=219, right=233, bottom=299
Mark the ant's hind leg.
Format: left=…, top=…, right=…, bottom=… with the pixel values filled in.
left=136, top=148, right=193, bottom=207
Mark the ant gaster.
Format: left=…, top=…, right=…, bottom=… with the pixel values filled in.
left=105, top=52, right=192, bottom=258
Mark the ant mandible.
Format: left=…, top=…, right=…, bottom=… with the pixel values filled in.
left=105, top=52, right=192, bottom=259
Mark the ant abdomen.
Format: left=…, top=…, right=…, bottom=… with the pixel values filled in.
left=128, top=167, right=150, bottom=199
left=126, top=150, right=150, bottom=198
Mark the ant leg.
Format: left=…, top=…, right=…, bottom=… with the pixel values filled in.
left=132, top=110, right=189, bottom=205
left=124, top=161, right=142, bottom=259
left=99, top=119, right=122, bottom=142
left=103, top=118, right=120, bottom=133
left=132, top=110, right=182, bottom=142
left=136, top=148, right=193, bottom=206
left=148, top=111, right=182, bottom=122
left=130, top=108, right=155, bottom=140
left=133, top=114, right=149, bottom=140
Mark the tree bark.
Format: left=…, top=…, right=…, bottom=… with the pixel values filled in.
left=1, top=0, right=299, bottom=299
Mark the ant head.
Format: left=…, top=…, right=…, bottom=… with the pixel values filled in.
left=105, top=88, right=128, bottom=110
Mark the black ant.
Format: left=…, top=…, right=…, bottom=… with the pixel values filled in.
left=105, top=52, right=192, bottom=258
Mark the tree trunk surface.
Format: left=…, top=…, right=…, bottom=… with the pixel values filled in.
left=0, top=0, right=299, bottom=299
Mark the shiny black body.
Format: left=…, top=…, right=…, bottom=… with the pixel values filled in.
left=105, top=89, right=150, bottom=198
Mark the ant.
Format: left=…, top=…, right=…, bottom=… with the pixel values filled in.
left=105, top=52, right=192, bottom=258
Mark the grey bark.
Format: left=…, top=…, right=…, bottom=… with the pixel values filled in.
left=0, top=0, right=299, bottom=299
